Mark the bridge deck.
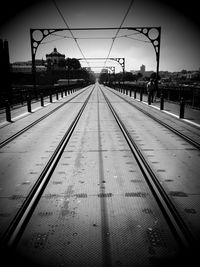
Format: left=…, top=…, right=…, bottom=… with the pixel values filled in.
left=0, top=83, right=199, bottom=267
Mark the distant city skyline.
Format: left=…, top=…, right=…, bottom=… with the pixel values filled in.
left=0, top=0, right=200, bottom=73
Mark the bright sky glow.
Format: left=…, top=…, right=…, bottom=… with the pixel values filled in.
left=0, top=0, right=199, bottom=73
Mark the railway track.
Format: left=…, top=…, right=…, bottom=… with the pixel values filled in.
left=0, top=85, right=91, bottom=149
left=105, top=86, right=200, bottom=150
left=100, top=85, right=196, bottom=248
left=1, top=86, right=94, bottom=248
left=1, top=84, right=198, bottom=267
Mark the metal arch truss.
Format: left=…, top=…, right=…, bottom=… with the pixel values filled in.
left=78, top=58, right=124, bottom=72
left=30, top=26, right=161, bottom=91
left=107, top=66, right=115, bottom=74
left=87, top=66, right=115, bottom=74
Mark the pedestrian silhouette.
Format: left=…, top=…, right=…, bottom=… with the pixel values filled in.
left=147, top=79, right=155, bottom=104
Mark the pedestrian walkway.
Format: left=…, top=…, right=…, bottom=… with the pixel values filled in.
left=0, top=94, right=69, bottom=127
left=1, top=90, right=200, bottom=130
left=134, top=93, right=200, bottom=127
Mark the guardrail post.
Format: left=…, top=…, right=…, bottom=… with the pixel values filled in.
left=56, top=90, right=59, bottom=100
left=49, top=91, right=52, bottom=103
left=160, top=93, right=164, bottom=110
left=40, top=93, right=44, bottom=106
left=27, top=96, right=32, bottom=112
left=148, top=93, right=151, bottom=105
left=179, top=97, right=185, bottom=118
left=20, top=91, right=24, bottom=106
left=134, top=88, right=136, bottom=99
left=5, top=100, right=12, bottom=122
left=140, top=87, right=143, bottom=101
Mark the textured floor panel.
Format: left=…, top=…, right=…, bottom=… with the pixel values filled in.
left=13, top=85, right=182, bottom=266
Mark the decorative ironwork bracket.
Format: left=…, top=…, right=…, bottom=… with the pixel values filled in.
left=107, top=66, right=115, bottom=74
left=30, top=27, right=161, bottom=95
left=78, top=58, right=124, bottom=72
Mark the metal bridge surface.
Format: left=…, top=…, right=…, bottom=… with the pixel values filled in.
left=0, top=83, right=200, bottom=267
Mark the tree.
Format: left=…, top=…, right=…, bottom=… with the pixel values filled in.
left=150, top=72, right=160, bottom=80
left=181, top=69, right=187, bottom=74
left=136, top=72, right=143, bottom=80
left=124, top=71, right=134, bottom=81
left=58, top=58, right=66, bottom=68
left=66, top=58, right=81, bottom=70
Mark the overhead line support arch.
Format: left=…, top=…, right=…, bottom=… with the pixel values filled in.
left=30, top=27, right=161, bottom=97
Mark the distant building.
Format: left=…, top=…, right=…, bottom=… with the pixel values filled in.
left=101, top=68, right=109, bottom=73
left=46, top=48, right=65, bottom=71
left=83, top=67, right=92, bottom=72
left=11, top=65, right=46, bottom=73
left=11, top=59, right=46, bottom=73
left=131, top=64, right=154, bottom=78
left=140, top=64, right=145, bottom=76
left=144, top=71, right=154, bottom=78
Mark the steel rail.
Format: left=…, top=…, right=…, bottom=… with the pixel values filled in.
left=2, top=86, right=94, bottom=248
left=100, top=85, right=196, bottom=249
left=105, top=86, right=200, bottom=150
left=0, top=86, right=90, bottom=149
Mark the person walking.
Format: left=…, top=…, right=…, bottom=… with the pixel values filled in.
left=147, top=79, right=155, bottom=104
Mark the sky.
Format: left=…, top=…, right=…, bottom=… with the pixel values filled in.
left=0, top=0, right=200, bottom=73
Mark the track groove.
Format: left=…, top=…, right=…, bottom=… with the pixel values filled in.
left=105, top=86, right=200, bottom=150
left=0, top=87, right=89, bottom=149
left=100, top=85, right=196, bottom=249
left=2, top=86, right=94, bottom=248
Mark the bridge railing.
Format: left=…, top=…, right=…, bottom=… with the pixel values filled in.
left=0, top=82, right=89, bottom=108
left=0, top=81, right=90, bottom=122
left=106, top=82, right=200, bottom=109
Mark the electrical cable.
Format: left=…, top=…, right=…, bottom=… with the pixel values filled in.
left=52, top=0, right=90, bottom=67
left=103, top=0, right=135, bottom=70
left=125, top=36, right=150, bottom=43
left=41, top=31, right=143, bottom=45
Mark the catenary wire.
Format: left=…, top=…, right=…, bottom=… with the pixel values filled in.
left=52, top=0, right=90, bottom=67
left=103, top=0, right=135, bottom=69
left=41, top=32, right=142, bottom=45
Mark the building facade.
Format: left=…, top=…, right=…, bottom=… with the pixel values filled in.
left=46, top=48, right=66, bottom=71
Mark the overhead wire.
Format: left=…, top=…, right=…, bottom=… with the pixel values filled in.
left=103, top=0, right=135, bottom=70
left=52, top=0, right=90, bottom=67
left=51, top=0, right=145, bottom=72
left=41, top=32, right=142, bottom=44
left=41, top=33, right=148, bottom=45
left=125, top=36, right=150, bottom=43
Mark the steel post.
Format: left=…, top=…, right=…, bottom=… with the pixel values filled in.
left=134, top=88, right=136, bottom=99
left=5, top=100, right=11, bottom=122
left=27, top=96, right=32, bottom=112
left=140, top=88, right=143, bottom=101
left=49, top=91, right=52, bottom=103
left=40, top=93, right=44, bottom=106
left=179, top=97, right=185, bottom=119
left=160, top=93, right=164, bottom=110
